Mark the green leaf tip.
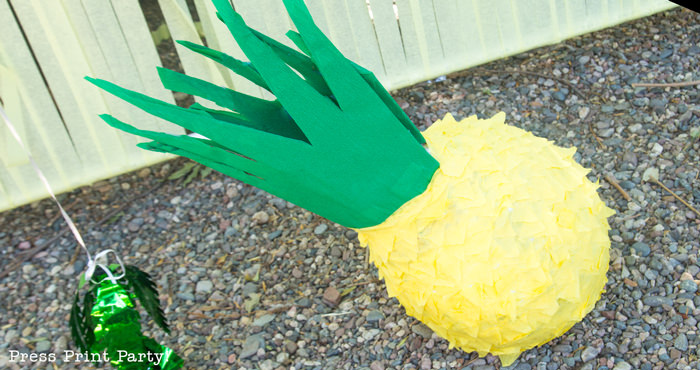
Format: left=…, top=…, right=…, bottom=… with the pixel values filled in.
left=89, top=0, right=438, bottom=228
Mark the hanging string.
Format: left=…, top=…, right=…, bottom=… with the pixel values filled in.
left=0, top=105, right=123, bottom=283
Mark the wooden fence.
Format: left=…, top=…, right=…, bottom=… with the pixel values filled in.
left=0, top=0, right=676, bottom=211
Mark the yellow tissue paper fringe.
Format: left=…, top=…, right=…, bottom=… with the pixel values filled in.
left=356, top=113, right=614, bottom=366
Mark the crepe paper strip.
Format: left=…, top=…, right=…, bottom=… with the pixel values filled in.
left=181, top=24, right=423, bottom=145
left=248, top=27, right=332, bottom=97
left=156, top=68, right=306, bottom=141
left=176, top=40, right=270, bottom=92
left=356, top=113, right=614, bottom=366
left=283, top=28, right=424, bottom=145
left=70, top=265, right=182, bottom=370
left=88, top=0, right=439, bottom=228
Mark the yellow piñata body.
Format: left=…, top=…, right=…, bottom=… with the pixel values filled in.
left=356, top=113, right=614, bottom=365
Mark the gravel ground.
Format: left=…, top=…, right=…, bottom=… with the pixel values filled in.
left=2, top=6, right=700, bottom=370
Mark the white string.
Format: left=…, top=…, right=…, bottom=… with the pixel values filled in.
left=86, top=249, right=125, bottom=284
left=0, top=105, right=124, bottom=285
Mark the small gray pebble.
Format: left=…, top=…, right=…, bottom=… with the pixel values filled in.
left=411, top=323, right=433, bottom=339
left=674, top=333, right=689, bottom=351
left=240, top=334, right=265, bottom=359
left=35, top=340, right=51, bottom=353
left=366, top=310, right=385, bottom=323
left=632, top=242, right=651, bottom=257
left=643, top=295, right=672, bottom=307
left=613, top=361, right=632, bottom=370
left=580, top=345, right=601, bottom=362
left=314, top=223, right=328, bottom=235
left=252, top=314, right=276, bottom=327
left=268, top=230, right=282, bottom=240
left=224, top=227, right=238, bottom=238
left=680, top=280, right=697, bottom=293
left=345, top=229, right=358, bottom=240
left=195, top=280, right=213, bottom=293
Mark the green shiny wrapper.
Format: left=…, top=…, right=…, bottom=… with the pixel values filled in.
left=88, top=280, right=183, bottom=370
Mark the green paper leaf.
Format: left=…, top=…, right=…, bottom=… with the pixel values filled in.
left=70, top=291, right=89, bottom=352
left=123, top=265, right=170, bottom=334
left=70, top=285, right=97, bottom=353
left=82, top=288, right=96, bottom=348
left=285, top=29, right=423, bottom=144
left=176, top=40, right=270, bottom=92
left=88, top=0, right=439, bottom=228
left=250, top=28, right=332, bottom=97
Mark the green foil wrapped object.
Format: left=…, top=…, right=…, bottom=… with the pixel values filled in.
left=70, top=265, right=183, bottom=370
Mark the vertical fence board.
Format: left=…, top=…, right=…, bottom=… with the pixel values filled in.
left=406, top=0, right=445, bottom=79
left=512, top=0, right=556, bottom=49
left=0, top=0, right=81, bottom=209
left=159, top=0, right=233, bottom=99
left=342, top=0, right=386, bottom=80
left=78, top=0, right=160, bottom=168
left=315, top=0, right=362, bottom=64
left=454, top=0, right=487, bottom=68
left=369, top=0, right=408, bottom=87
left=10, top=0, right=132, bottom=175
left=193, top=0, right=238, bottom=90
left=432, top=0, right=463, bottom=62
left=111, top=0, right=182, bottom=121
left=259, top=0, right=295, bottom=48
left=394, top=0, right=427, bottom=85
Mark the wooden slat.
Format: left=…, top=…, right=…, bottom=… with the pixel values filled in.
left=0, top=0, right=81, bottom=211
left=159, top=0, right=233, bottom=97
left=0, top=65, right=28, bottom=168
left=406, top=0, right=445, bottom=79
left=259, top=0, right=295, bottom=47
left=68, top=0, right=176, bottom=166
left=342, top=0, right=385, bottom=80
left=193, top=0, right=237, bottom=90
left=10, top=0, right=130, bottom=174
left=453, top=0, right=488, bottom=69
left=394, top=0, right=425, bottom=86
left=368, top=0, right=409, bottom=87
left=329, top=0, right=366, bottom=63
left=77, top=0, right=163, bottom=168
left=432, top=0, right=463, bottom=60
left=110, top=0, right=181, bottom=117
left=192, top=0, right=266, bottom=97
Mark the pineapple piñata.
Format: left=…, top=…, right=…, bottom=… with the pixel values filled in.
left=88, top=0, right=614, bottom=365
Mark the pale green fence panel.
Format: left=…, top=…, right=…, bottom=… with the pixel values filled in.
left=0, top=0, right=677, bottom=212
left=0, top=0, right=81, bottom=209
left=0, top=0, right=179, bottom=212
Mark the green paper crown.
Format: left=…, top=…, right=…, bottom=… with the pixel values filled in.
left=88, top=0, right=438, bottom=228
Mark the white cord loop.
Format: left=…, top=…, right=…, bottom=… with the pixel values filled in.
left=85, top=249, right=126, bottom=285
